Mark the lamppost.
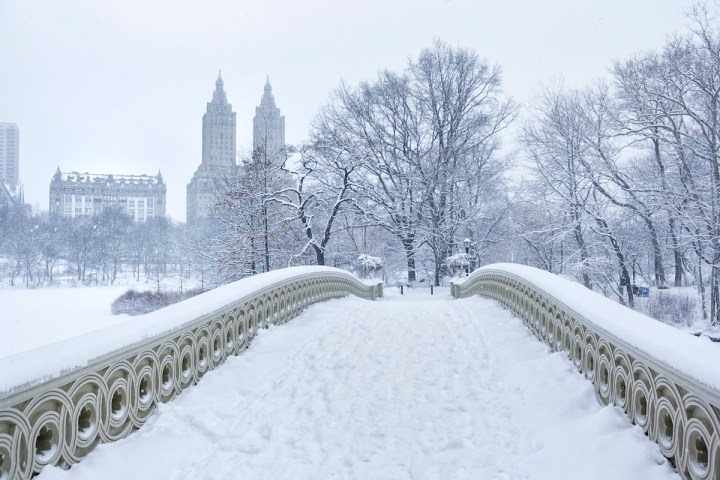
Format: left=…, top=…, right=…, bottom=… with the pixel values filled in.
left=463, top=238, right=471, bottom=276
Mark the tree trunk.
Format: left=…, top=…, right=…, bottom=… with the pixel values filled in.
left=595, top=216, right=633, bottom=307
left=573, top=220, right=591, bottom=289
left=313, top=245, right=325, bottom=266
left=402, top=237, right=416, bottom=283
left=698, top=254, right=708, bottom=320
left=641, top=216, right=666, bottom=287
left=713, top=263, right=720, bottom=325
left=263, top=203, right=271, bottom=273
left=434, top=253, right=442, bottom=287
left=669, top=218, right=683, bottom=287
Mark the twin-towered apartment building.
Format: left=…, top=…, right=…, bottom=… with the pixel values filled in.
left=186, top=73, right=285, bottom=224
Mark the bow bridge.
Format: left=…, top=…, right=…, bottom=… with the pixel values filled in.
left=0, top=265, right=718, bottom=479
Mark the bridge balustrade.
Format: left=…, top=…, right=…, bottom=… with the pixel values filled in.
left=452, top=264, right=720, bottom=480
left=0, top=267, right=382, bottom=479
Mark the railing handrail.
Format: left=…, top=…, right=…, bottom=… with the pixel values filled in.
left=0, top=266, right=377, bottom=400
left=453, top=264, right=720, bottom=396
left=0, top=266, right=382, bottom=479
left=452, top=263, right=720, bottom=480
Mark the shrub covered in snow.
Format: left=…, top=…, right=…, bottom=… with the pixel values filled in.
left=634, top=289, right=700, bottom=327
left=357, top=254, right=383, bottom=278
left=446, top=253, right=470, bottom=277
left=111, top=287, right=204, bottom=316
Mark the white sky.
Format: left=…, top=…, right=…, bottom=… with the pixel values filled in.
left=0, top=0, right=698, bottom=222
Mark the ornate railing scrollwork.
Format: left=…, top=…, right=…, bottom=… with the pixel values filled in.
left=0, top=267, right=382, bottom=479
left=452, top=264, right=720, bottom=480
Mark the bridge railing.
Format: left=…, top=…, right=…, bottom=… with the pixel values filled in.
left=451, top=264, right=720, bottom=480
left=0, top=266, right=382, bottom=479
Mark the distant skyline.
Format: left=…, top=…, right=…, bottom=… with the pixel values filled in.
left=0, top=0, right=699, bottom=222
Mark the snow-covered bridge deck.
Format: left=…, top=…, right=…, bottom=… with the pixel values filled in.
left=37, top=292, right=677, bottom=480
left=3, top=265, right=719, bottom=480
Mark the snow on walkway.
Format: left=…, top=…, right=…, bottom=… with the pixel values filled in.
left=39, top=293, right=678, bottom=480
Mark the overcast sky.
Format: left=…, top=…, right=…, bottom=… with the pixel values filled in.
left=0, top=0, right=699, bottom=222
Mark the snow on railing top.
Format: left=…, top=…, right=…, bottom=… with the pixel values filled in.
left=453, top=263, right=720, bottom=393
left=0, top=266, right=378, bottom=397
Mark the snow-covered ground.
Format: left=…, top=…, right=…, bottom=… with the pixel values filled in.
left=37, top=289, right=677, bottom=480
left=635, top=286, right=720, bottom=339
left=0, top=286, right=130, bottom=358
left=0, top=273, right=202, bottom=359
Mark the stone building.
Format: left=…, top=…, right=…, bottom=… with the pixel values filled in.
left=49, top=169, right=166, bottom=221
left=186, top=73, right=237, bottom=224
left=0, top=123, right=19, bottom=189
left=253, top=77, right=285, bottom=162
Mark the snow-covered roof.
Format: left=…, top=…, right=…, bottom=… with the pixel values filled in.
left=55, top=170, right=164, bottom=185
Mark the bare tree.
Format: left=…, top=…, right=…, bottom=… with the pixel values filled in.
left=314, top=40, right=515, bottom=284
left=93, top=207, right=132, bottom=284
left=523, top=84, right=595, bottom=288
left=663, top=4, right=720, bottom=322
left=315, top=70, right=427, bottom=281
left=274, top=145, right=358, bottom=266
